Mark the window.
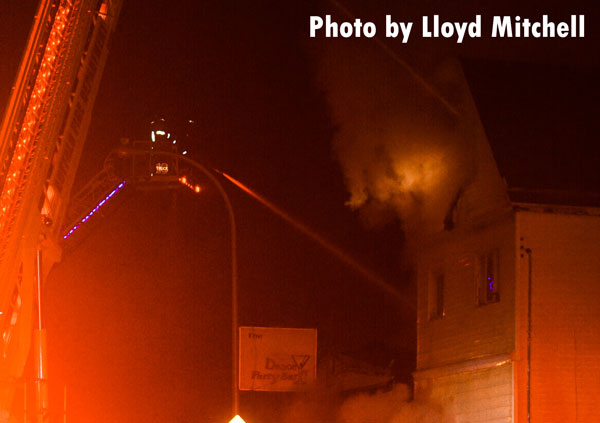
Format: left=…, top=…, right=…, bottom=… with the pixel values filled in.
left=429, top=271, right=445, bottom=320
left=478, top=250, right=499, bottom=305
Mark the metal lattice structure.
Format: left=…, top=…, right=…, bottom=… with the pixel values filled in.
left=0, top=0, right=122, bottom=418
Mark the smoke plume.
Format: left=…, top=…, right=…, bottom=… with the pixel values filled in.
left=282, top=383, right=454, bottom=423
left=317, top=39, right=476, bottom=236
left=338, top=384, right=454, bottom=423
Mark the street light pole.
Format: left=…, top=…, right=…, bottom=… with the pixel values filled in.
left=115, top=148, right=239, bottom=417
left=185, top=159, right=239, bottom=418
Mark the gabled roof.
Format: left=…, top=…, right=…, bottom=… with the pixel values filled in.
left=461, top=59, right=599, bottom=205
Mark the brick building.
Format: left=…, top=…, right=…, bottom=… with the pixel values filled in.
left=412, top=61, right=600, bottom=422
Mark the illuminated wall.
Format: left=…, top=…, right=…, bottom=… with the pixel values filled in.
left=414, top=204, right=600, bottom=423
left=515, top=207, right=600, bottom=423
left=414, top=213, right=516, bottom=422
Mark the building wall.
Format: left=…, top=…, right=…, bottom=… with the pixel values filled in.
left=415, top=359, right=513, bottom=423
left=414, top=212, right=516, bottom=422
left=412, top=65, right=599, bottom=421
left=416, top=213, right=516, bottom=370
left=516, top=208, right=600, bottom=423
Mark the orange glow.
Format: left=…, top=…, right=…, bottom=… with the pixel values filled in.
left=178, top=176, right=202, bottom=194
left=0, top=2, right=72, bottom=236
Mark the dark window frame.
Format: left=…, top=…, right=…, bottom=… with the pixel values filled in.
left=478, top=249, right=500, bottom=306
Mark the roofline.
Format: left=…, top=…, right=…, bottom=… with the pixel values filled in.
left=512, top=202, right=600, bottom=217
left=508, top=187, right=600, bottom=209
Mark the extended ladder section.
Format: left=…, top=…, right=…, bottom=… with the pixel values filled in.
left=62, top=168, right=125, bottom=241
left=0, top=0, right=122, bottom=418
left=61, top=141, right=196, bottom=241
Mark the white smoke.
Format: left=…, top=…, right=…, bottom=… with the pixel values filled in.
left=338, top=384, right=455, bottom=423
left=282, top=383, right=455, bottom=423
left=283, top=385, right=340, bottom=423
left=317, top=39, right=477, bottom=236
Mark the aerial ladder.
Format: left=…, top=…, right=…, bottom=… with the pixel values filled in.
left=61, top=119, right=201, bottom=243
left=0, top=0, right=122, bottom=420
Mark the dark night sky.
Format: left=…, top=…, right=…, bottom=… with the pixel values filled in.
left=1, top=1, right=598, bottom=422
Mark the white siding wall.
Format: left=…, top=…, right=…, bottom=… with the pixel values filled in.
left=415, top=361, right=513, bottom=423
left=416, top=214, right=516, bottom=370
left=415, top=213, right=516, bottom=422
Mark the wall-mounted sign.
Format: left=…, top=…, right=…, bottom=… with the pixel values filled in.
left=239, top=326, right=317, bottom=392
left=155, top=162, right=169, bottom=174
